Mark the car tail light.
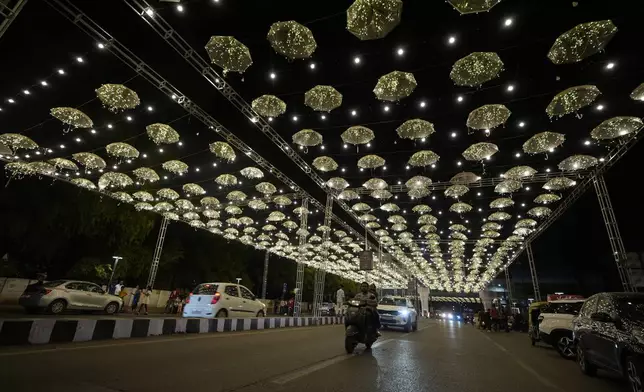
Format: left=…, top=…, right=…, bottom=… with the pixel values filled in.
left=211, top=292, right=221, bottom=305
left=41, top=289, right=52, bottom=295
left=186, top=293, right=192, bottom=304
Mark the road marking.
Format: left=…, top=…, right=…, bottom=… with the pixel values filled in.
left=0, top=325, right=338, bottom=357
left=482, top=333, right=563, bottom=391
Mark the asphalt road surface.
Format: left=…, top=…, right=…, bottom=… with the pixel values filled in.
left=0, top=320, right=624, bottom=392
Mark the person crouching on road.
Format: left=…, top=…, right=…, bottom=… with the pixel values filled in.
left=335, top=284, right=345, bottom=316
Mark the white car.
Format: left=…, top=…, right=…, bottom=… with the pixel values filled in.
left=183, top=282, right=266, bottom=318
left=538, top=299, right=585, bottom=359
left=377, top=296, right=418, bottom=332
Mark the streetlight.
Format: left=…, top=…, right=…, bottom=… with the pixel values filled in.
left=107, top=256, right=123, bottom=293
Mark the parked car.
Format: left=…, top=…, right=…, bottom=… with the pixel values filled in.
left=537, top=299, right=585, bottom=359
left=319, top=302, right=333, bottom=316
left=183, top=282, right=266, bottom=318
left=377, top=296, right=418, bottom=332
left=573, top=292, right=644, bottom=391
left=19, top=279, right=123, bottom=315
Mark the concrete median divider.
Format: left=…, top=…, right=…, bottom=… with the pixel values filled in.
left=0, top=316, right=345, bottom=346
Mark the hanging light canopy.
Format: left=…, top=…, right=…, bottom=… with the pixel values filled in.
left=95, top=84, right=140, bottom=112
left=373, top=71, right=417, bottom=101
left=466, top=104, right=511, bottom=131
left=396, top=119, right=435, bottom=140
left=450, top=52, right=504, bottom=87
left=267, top=21, right=317, bottom=60
left=523, top=132, right=565, bottom=154
left=50, top=107, right=93, bottom=129
left=251, top=95, right=287, bottom=118
left=346, top=0, right=403, bottom=40
left=205, top=36, right=253, bottom=74
left=546, top=85, right=601, bottom=118
left=304, top=85, right=343, bottom=112
left=547, top=20, right=617, bottom=64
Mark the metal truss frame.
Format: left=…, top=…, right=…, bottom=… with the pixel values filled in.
left=294, top=198, right=308, bottom=317
left=504, top=267, right=513, bottom=305
left=593, top=175, right=634, bottom=292
left=525, top=242, right=541, bottom=302
left=313, top=194, right=333, bottom=317
left=261, top=251, right=269, bottom=299
left=147, top=216, right=169, bottom=288
left=0, top=0, right=27, bottom=41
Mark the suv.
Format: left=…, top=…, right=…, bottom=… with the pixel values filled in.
left=573, top=293, right=644, bottom=391
left=183, top=282, right=266, bottom=318
left=538, top=299, right=585, bottom=359
left=377, top=296, right=418, bottom=332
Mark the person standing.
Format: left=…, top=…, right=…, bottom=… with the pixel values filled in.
left=118, top=284, right=128, bottom=312
left=136, top=286, right=151, bottom=315
left=335, top=285, right=345, bottom=316
left=130, top=285, right=140, bottom=312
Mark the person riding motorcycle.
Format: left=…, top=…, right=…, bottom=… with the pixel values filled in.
left=368, top=283, right=381, bottom=332
left=353, top=282, right=380, bottom=335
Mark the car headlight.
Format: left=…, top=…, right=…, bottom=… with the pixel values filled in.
left=399, top=309, right=409, bottom=317
left=447, top=313, right=453, bottom=319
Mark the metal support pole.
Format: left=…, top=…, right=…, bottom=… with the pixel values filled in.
left=294, top=198, right=308, bottom=317
left=593, top=175, right=634, bottom=292
left=313, top=194, right=333, bottom=318
left=525, top=242, right=541, bottom=302
left=261, top=251, right=269, bottom=299
left=504, top=267, right=513, bottom=306
left=147, top=217, right=169, bottom=289
left=0, top=0, right=28, bottom=41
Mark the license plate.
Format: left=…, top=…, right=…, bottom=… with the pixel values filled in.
left=191, top=310, right=201, bottom=315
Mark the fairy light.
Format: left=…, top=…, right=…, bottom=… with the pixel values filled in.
left=309, top=62, right=316, bottom=69
left=448, top=36, right=456, bottom=45
left=57, top=69, right=65, bottom=75
left=97, top=42, right=105, bottom=49
left=504, top=18, right=513, bottom=27
left=354, top=56, right=361, bottom=64
left=41, top=81, right=48, bottom=86
left=76, top=57, right=84, bottom=63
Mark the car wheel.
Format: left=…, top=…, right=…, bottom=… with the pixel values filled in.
left=47, top=299, right=67, bottom=315
left=216, top=309, right=228, bottom=318
left=626, top=356, right=643, bottom=392
left=256, top=310, right=265, bottom=317
left=577, top=344, right=597, bottom=376
left=404, top=319, right=412, bottom=333
left=555, top=334, right=576, bottom=359
left=345, top=336, right=357, bottom=354
left=412, top=318, right=418, bottom=332
left=104, top=302, right=119, bottom=315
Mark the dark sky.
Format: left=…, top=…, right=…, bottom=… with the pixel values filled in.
left=1, top=0, right=643, bottom=292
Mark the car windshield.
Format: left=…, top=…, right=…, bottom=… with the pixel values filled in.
left=616, top=297, right=644, bottom=320
left=42, top=280, right=68, bottom=288
left=379, top=298, right=406, bottom=307
left=192, top=284, right=219, bottom=295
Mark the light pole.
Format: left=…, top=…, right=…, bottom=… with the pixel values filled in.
left=235, top=278, right=242, bottom=285
left=107, top=256, right=123, bottom=293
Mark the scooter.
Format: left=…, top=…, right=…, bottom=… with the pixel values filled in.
left=344, top=300, right=378, bottom=354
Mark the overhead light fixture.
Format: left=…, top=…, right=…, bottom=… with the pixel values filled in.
left=606, top=62, right=615, bottom=70
left=506, top=84, right=515, bottom=92
left=457, top=95, right=464, bottom=102
left=176, top=4, right=184, bottom=12
left=270, top=72, right=276, bottom=79
left=145, top=8, right=154, bottom=17
left=309, top=62, right=316, bottom=69
left=419, top=100, right=427, bottom=108
left=353, top=56, right=361, bottom=64
left=596, top=104, right=604, bottom=111
left=448, top=36, right=456, bottom=45
left=57, top=69, right=65, bottom=75
left=76, top=57, right=84, bottom=63
left=396, top=47, right=404, bottom=56
left=504, top=18, right=513, bottom=27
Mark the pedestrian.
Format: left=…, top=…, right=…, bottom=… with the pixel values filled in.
left=287, top=297, right=294, bottom=316
left=137, top=286, right=151, bottom=315
left=131, top=285, right=140, bottom=312
left=490, top=305, right=499, bottom=332
left=114, top=281, right=124, bottom=296
left=165, top=289, right=178, bottom=314
left=118, top=284, right=128, bottom=312
left=335, top=284, right=345, bottom=316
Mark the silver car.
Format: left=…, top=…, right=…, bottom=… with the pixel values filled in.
left=19, top=280, right=123, bottom=315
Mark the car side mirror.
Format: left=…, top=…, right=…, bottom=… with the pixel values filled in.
left=590, top=312, right=613, bottom=322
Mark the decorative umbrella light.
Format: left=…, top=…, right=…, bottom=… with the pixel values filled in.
left=226, top=190, right=247, bottom=202
left=272, top=195, right=292, bottom=206
left=154, top=202, right=174, bottom=212
left=50, top=107, right=93, bottom=129
left=244, top=226, right=258, bottom=234
left=106, top=142, right=139, bottom=159
left=546, top=85, right=601, bottom=118
left=267, top=21, right=316, bottom=60
left=503, top=165, right=537, bottom=180
left=250, top=183, right=276, bottom=198
left=163, top=212, right=180, bottom=221
left=95, top=84, right=140, bottom=112
left=175, top=199, right=195, bottom=211
left=406, top=175, right=432, bottom=189
left=239, top=217, right=255, bottom=226
left=396, top=119, right=435, bottom=140
left=449, top=202, right=472, bottom=214
left=450, top=52, right=504, bottom=87
left=224, top=227, right=240, bottom=236
left=412, top=204, right=431, bottom=214
left=162, top=160, right=189, bottom=175
left=352, top=202, right=371, bottom=212
left=98, top=172, right=133, bottom=190
left=513, top=228, right=533, bottom=237
left=419, top=225, right=437, bottom=234
left=29, top=161, right=55, bottom=175
left=48, top=158, right=78, bottom=171
left=262, top=224, right=277, bottom=232
left=591, top=116, right=643, bottom=140
left=215, top=174, right=238, bottom=186
left=312, top=156, right=338, bottom=172
left=157, top=188, right=180, bottom=200
left=523, top=132, right=565, bottom=154
left=205, top=36, right=252, bottom=74
left=631, top=83, right=644, bottom=101
left=494, top=179, right=522, bottom=194
left=516, top=218, right=538, bottom=228
left=292, top=129, right=323, bottom=148
left=534, top=193, right=561, bottom=205
left=359, top=213, right=377, bottom=222
left=358, top=154, right=386, bottom=169
left=489, top=197, right=514, bottom=209
left=450, top=172, right=480, bottom=185
left=346, top=0, right=402, bottom=40
left=391, top=223, right=407, bottom=232
left=183, top=183, right=206, bottom=196
left=201, top=197, right=221, bottom=209
left=209, top=141, right=236, bottom=162
left=72, top=152, right=106, bottom=170
left=374, top=229, right=389, bottom=237
left=462, top=142, right=498, bottom=161
left=528, top=206, right=552, bottom=218
left=408, top=150, right=440, bottom=167
left=0, top=133, right=38, bottom=152
left=304, top=85, right=343, bottom=112
left=239, top=167, right=264, bottom=180
left=3, top=162, right=33, bottom=178
left=248, top=199, right=268, bottom=210
left=146, top=123, right=180, bottom=145
left=133, top=191, right=154, bottom=202
left=0, top=142, right=11, bottom=155
left=388, top=215, right=406, bottom=224
left=558, top=154, right=598, bottom=171
left=451, top=232, right=468, bottom=241
left=326, top=177, right=350, bottom=190
left=183, top=212, right=200, bottom=221
left=373, top=71, right=417, bottom=101
left=225, top=205, right=243, bottom=215
left=134, top=202, right=153, bottom=211
left=283, top=220, right=298, bottom=230
left=418, top=214, right=438, bottom=225
left=130, top=167, right=158, bottom=183
left=543, top=177, right=576, bottom=190
left=547, top=20, right=617, bottom=64
left=482, top=222, right=502, bottom=231
left=488, top=211, right=512, bottom=221
left=342, top=126, right=375, bottom=148
left=379, top=203, right=399, bottom=213
left=449, top=224, right=468, bottom=232
left=448, top=0, right=502, bottom=14
left=363, top=177, right=388, bottom=190
left=371, top=189, right=393, bottom=200
left=251, top=95, right=286, bottom=118
left=445, top=184, right=469, bottom=199
left=338, top=189, right=360, bottom=200
left=482, top=230, right=500, bottom=238
left=466, top=104, right=511, bottom=131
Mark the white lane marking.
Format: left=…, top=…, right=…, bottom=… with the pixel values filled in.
left=0, top=325, right=339, bottom=357
left=272, top=355, right=351, bottom=384
left=482, top=334, right=563, bottom=391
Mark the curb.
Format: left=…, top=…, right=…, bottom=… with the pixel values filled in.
left=0, top=316, right=345, bottom=346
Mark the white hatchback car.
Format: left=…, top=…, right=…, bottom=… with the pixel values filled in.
left=183, top=282, right=266, bottom=318
left=377, top=296, right=418, bottom=332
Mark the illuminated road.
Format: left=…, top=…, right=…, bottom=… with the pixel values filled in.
left=0, top=320, right=623, bottom=391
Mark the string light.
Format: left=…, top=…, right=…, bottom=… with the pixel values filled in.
left=396, top=47, right=404, bottom=56
left=584, top=140, right=591, bottom=145
left=419, top=100, right=427, bottom=108
left=451, top=132, right=457, bottom=138
left=506, top=84, right=515, bottom=92
left=383, top=105, right=390, bottom=112
left=515, top=152, right=521, bottom=157
left=351, top=110, right=357, bottom=116
left=270, top=72, right=276, bottom=80
left=23, top=90, right=30, bottom=95
left=176, top=4, right=184, bottom=12
left=504, top=18, right=513, bottom=27
left=448, top=36, right=456, bottom=45
left=7, top=98, right=15, bottom=103
left=76, top=57, right=84, bottom=63
left=456, top=95, right=464, bottom=102
left=97, top=42, right=105, bottom=49
left=309, top=62, right=316, bottom=70
left=353, top=56, right=361, bottom=64
left=57, top=69, right=65, bottom=75
left=41, top=81, right=48, bottom=86
left=107, top=124, right=113, bottom=129
left=518, top=121, right=525, bottom=127
left=320, top=114, right=326, bottom=120
left=292, top=116, right=298, bottom=122
left=126, top=116, right=133, bottom=121
left=606, top=62, right=615, bottom=70
left=147, top=106, right=153, bottom=111
left=596, top=104, right=604, bottom=111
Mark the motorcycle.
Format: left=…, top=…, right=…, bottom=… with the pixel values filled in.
left=344, top=300, right=378, bottom=354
